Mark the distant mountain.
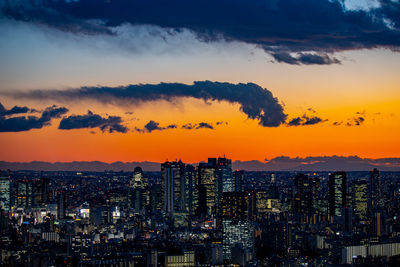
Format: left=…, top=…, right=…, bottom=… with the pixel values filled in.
left=0, top=156, right=399, bottom=172
left=0, top=161, right=161, bottom=172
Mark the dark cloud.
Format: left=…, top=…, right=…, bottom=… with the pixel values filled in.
left=332, top=112, right=367, bottom=127
left=6, top=81, right=287, bottom=127
left=195, top=122, right=213, bottom=129
left=287, top=117, right=303, bottom=126
left=135, top=120, right=177, bottom=133
left=272, top=52, right=341, bottom=65
left=346, top=116, right=365, bottom=126
left=216, top=121, right=228, bottom=125
left=0, top=102, right=36, bottom=117
left=59, top=110, right=128, bottom=133
left=1, top=0, right=399, bottom=64
left=287, top=114, right=325, bottom=126
left=181, top=123, right=196, bottom=130
left=0, top=104, right=68, bottom=132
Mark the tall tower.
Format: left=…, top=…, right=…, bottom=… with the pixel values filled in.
left=161, top=161, right=185, bottom=215
left=184, top=164, right=197, bottom=216
left=130, top=167, right=148, bottom=212
left=328, top=172, right=347, bottom=217
left=217, top=157, right=233, bottom=193
left=368, top=168, right=381, bottom=214
left=234, top=170, right=244, bottom=192
left=197, top=158, right=220, bottom=217
left=352, top=179, right=368, bottom=222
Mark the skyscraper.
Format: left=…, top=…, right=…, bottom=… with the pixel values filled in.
left=130, top=167, right=149, bottom=212
left=0, top=177, right=11, bottom=211
left=222, top=219, right=254, bottom=261
left=184, top=164, right=197, bottom=216
left=217, top=157, right=233, bottom=192
left=368, top=168, right=381, bottom=214
left=293, top=174, right=313, bottom=215
left=161, top=161, right=185, bottom=215
left=198, top=159, right=218, bottom=217
left=234, top=170, right=244, bottom=192
left=328, top=172, right=347, bottom=217
left=221, top=192, right=249, bottom=219
left=352, top=179, right=368, bottom=222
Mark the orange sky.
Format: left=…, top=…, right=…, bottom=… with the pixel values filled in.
left=0, top=46, right=399, bottom=163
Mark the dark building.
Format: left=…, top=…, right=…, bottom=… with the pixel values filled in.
left=234, top=170, right=244, bottom=192
left=368, top=168, right=381, bottom=214
left=292, top=174, right=313, bottom=215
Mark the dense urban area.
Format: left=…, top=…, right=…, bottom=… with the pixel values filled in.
left=1, top=158, right=400, bottom=266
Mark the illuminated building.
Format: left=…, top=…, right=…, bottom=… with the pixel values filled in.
left=293, top=174, right=313, bottom=215
left=217, top=157, right=233, bottom=192
left=161, top=161, right=185, bottom=215
left=222, top=219, right=254, bottom=260
left=15, top=179, right=33, bottom=209
left=352, top=180, right=367, bottom=221
left=0, top=177, right=11, bottom=211
left=198, top=158, right=218, bottom=216
left=184, top=164, right=197, bottom=216
left=130, top=166, right=149, bottom=212
left=328, top=172, right=347, bottom=217
left=255, top=191, right=269, bottom=217
left=165, top=250, right=195, bottom=267
left=234, top=170, right=244, bottom=192
left=221, top=192, right=249, bottom=219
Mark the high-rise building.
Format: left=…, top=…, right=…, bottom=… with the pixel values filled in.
left=184, top=164, right=197, bottom=216
left=352, top=180, right=368, bottom=222
left=197, top=157, right=232, bottom=216
left=234, top=170, right=244, bottom=192
left=0, top=177, right=11, bottom=211
left=368, top=168, right=381, bottom=214
left=32, top=177, right=50, bottom=207
left=328, top=172, right=347, bottom=217
left=217, top=157, right=233, bottom=192
left=161, top=161, right=186, bottom=215
left=15, top=179, right=33, bottom=209
left=221, top=192, right=249, bottom=219
left=293, top=174, right=314, bottom=215
left=130, top=167, right=149, bottom=212
left=222, top=219, right=254, bottom=260
left=57, top=192, right=66, bottom=219
left=198, top=159, right=218, bottom=217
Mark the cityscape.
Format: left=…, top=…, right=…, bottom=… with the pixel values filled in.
left=1, top=159, right=400, bottom=266
left=1, top=0, right=400, bottom=266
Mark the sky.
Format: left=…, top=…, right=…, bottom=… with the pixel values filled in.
left=0, top=0, right=399, bottom=164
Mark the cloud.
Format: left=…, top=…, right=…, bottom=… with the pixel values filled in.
left=135, top=120, right=177, bottom=133
left=332, top=112, right=366, bottom=126
left=247, top=155, right=400, bottom=171
left=287, top=113, right=325, bottom=126
left=59, top=110, right=128, bottom=133
left=1, top=0, right=399, bottom=65
left=5, top=81, right=287, bottom=127
left=272, top=52, right=341, bottom=65
left=0, top=104, right=68, bottom=132
left=0, top=102, right=36, bottom=116
left=346, top=116, right=365, bottom=126
left=194, top=122, right=214, bottom=130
